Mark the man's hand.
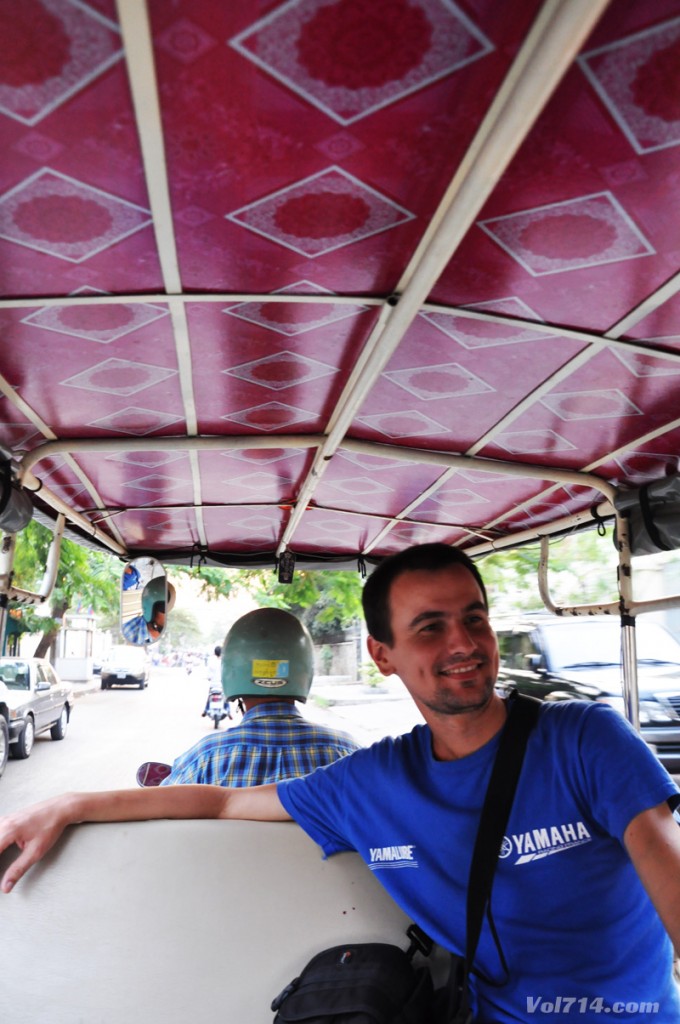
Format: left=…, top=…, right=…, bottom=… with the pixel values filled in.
left=0, top=794, right=74, bottom=893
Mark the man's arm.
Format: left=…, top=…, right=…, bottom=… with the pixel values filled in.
left=0, top=782, right=290, bottom=893
left=624, top=799, right=680, bottom=950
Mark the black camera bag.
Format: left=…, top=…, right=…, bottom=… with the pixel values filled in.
left=271, top=938, right=436, bottom=1024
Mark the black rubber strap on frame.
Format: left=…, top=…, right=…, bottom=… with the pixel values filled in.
left=639, top=483, right=671, bottom=552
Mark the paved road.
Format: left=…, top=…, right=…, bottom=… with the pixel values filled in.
left=0, top=666, right=208, bottom=813
left=0, top=667, right=423, bottom=815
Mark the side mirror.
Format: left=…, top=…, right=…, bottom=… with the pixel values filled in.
left=525, top=653, right=544, bottom=671
left=120, top=558, right=174, bottom=646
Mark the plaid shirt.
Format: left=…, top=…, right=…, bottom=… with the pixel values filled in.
left=160, top=702, right=361, bottom=787
left=120, top=615, right=151, bottom=645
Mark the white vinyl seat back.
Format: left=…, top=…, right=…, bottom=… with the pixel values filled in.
left=0, top=819, right=417, bottom=1024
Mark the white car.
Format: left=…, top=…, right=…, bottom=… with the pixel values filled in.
left=100, top=646, right=150, bottom=690
left=0, top=657, right=73, bottom=761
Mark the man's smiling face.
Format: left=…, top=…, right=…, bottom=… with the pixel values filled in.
left=367, top=564, right=499, bottom=718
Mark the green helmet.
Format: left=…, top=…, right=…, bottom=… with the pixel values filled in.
left=141, top=576, right=166, bottom=622
left=221, top=608, right=314, bottom=702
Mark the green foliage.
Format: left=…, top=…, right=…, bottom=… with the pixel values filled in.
left=6, top=606, right=59, bottom=636
left=176, top=564, right=364, bottom=639
left=361, top=660, right=385, bottom=688
left=181, top=565, right=236, bottom=600
left=250, top=569, right=363, bottom=639
left=9, top=521, right=120, bottom=654
left=159, top=605, right=204, bottom=651
left=12, top=520, right=120, bottom=614
left=479, top=528, right=620, bottom=616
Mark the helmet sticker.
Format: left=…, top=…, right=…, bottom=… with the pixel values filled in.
left=251, top=659, right=290, bottom=688
left=251, top=659, right=289, bottom=678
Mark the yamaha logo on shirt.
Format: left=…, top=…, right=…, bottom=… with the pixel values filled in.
left=368, top=845, right=419, bottom=871
left=500, top=820, right=592, bottom=864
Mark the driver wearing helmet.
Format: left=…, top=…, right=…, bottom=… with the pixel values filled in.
left=150, top=609, right=360, bottom=787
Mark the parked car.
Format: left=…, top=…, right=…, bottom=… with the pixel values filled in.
left=494, top=615, right=680, bottom=772
left=0, top=657, right=73, bottom=760
left=100, top=646, right=150, bottom=690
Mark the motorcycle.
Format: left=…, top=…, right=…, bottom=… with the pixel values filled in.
left=204, top=684, right=230, bottom=729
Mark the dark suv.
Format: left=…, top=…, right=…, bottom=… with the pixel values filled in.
left=494, top=615, right=680, bottom=773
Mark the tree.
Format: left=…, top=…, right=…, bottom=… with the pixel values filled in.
left=9, top=521, right=120, bottom=658
left=185, top=564, right=365, bottom=640
left=181, top=565, right=237, bottom=601
left=479, top=527, right=620, bottom=616
left=245, top=569, right=363, bottom=639
left=158, top=606, right=204, bottom=651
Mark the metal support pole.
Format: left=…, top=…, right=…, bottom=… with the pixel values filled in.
left=537, top=522, right=641, bottom=732
left=620, top=615, right=639, bottom=732
left=0, top=532, right=17, bottom=656
left=614, top=514, right=640, bottom=732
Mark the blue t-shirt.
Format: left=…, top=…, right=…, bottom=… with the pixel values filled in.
left=278, top=701, right=680, bottom=1023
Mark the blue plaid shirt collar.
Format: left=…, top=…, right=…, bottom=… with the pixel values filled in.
left=241, top=701, right=303, bottom=722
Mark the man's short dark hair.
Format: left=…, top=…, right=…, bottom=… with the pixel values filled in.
left=214, top=645, right=222, bottom=657
left=362, top=543, right=489, bottom=645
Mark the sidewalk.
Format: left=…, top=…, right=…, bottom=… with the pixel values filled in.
left=310, top=673, right=408, bottom=706
left=66, top=676, right=102, bottom=699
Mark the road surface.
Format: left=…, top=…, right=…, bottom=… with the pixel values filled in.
left=0, top=666, right=422, bottom=814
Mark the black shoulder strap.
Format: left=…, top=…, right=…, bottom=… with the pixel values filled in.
left=464, top=694, right=540, bottom=966
left=441, top=694, right=540, bottom=1023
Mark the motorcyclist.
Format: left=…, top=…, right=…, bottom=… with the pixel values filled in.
left=201, top=644, right=232, bottom=720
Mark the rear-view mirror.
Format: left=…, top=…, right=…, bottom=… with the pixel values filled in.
left=120, top=557, right=173, bottom=646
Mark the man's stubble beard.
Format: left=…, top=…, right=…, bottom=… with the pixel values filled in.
left=422, top=674, right=497, bottom=717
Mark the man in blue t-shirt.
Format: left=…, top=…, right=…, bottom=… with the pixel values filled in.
left=1, top=543, right=680, bottom=1022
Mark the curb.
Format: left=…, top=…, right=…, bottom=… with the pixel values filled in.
left=67, top=681, right=101, bottom=700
